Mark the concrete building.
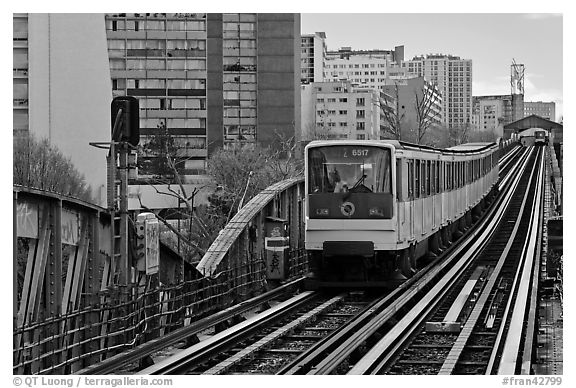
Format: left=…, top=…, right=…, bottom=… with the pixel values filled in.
left=105, top=13, right=301, bottom=184
left=13, top=13, right=111, bottom=206
left=324, top=46, right=408, bottom=91
left=472, top=94, right=525, bottom=138
left=301, top=80, right=395, bottom=141
left=300, top=32, right=326, bottom=84
left=402, top=54, right=472, bottom=129
left=381, top=76, right=443, bottom=140
left=524, top=101, right=556, bottom=121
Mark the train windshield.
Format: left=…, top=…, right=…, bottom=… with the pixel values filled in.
left=308, top=145, right=392, bottom=194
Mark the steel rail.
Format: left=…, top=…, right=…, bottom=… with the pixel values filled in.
left=491, top=149, right=545, bottom=375
left=436, top=148, right=543, bottom=375
left=138, top=290, right=319, bottom=374
left=75, top=276, right=306, bottom=374
left=346, top=147, right=536, bottom=375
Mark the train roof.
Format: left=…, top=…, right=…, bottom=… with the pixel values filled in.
left=305, top=139, right=496, bottom=154
left=446, top=142, right=496, bottom=152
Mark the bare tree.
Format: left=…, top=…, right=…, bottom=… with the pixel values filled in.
left=414, top=88, right=441, bottom=144
left=13, top=133, right=92, bottom=201
left=135, top=123, right=210, bottom=261
left=302, top=123, right=333, bottom=141
left=380, top=81, right=405, bottom=140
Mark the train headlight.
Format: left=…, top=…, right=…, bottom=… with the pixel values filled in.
left=369, top=207, right=384, bottom=217
left=316, top=208, right=329, bottom=216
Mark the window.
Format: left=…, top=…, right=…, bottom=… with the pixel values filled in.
left=356, top=110, right=365, bottom=118
left=356, top=98, right=365, bottom=106
left=408, top=160, right=414, bottom=199
left=415, top=160, right=420, bottom=198
left=357, top=122, right=365, bottom=130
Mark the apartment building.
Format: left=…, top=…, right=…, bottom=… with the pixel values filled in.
left=403, top=54, right=472, bottom=129
left=524, top=101, right=556, bottom=121
left=105, top=13, right=301, bottom=183
left=13, top=13, right=111, bottom=206
left=301, top=80, right=395, bottom=141
left=301, top=32, right=326, bottom=84
left=472, top=94, right=525, bottom=138
left=324, top=46, right=407, bottom=91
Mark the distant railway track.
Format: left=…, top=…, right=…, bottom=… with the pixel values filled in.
left=346, top=147, right=544, bottom=375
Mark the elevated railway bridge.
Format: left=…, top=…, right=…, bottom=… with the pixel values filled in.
left=13, top=140, right=562, bottom=375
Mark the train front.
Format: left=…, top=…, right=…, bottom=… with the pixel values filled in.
left=304, top=141, right=397, bottom=280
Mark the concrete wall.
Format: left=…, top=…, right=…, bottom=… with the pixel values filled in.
left=28, top=14, right=112, bottom=206
left=257, top=14, right=300, bottom=146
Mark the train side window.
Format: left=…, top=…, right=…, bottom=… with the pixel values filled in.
left=396, top=159, right=402, bottom=201
left=426, top=160, right=431, bottom=196
left=431, top=160, right=436, bottom=194
left=436, top=161, right=440, bottom=193
left=415, top=160, right=420, bottom=198
left=447, top=162, right=451, bottom=191
left=408, top=159, right=413, bottom=200
left=458, top=162, right=464, bottom=188
left=421, top=161, right=426, bottom=196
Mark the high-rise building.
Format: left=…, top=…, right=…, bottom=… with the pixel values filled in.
left=105, top=13, right=301, bottom=184
left=324, top=46, right=407, bottom=91
left=301, top=80, right=395, bottom=141
left=13, top=13, right=111, bottom=205
left=300, top=32, right=326, bottom=84
left=402, top=54, right=472, bottom=129
left=524, top=101, right=556, bottom=121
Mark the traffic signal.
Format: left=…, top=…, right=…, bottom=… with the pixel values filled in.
left=111, top=96, right=140, bottom=146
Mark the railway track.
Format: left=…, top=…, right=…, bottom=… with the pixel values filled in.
left=346, top=146, right=544, bottom=375
left=139, top=291, right=379, bottom=374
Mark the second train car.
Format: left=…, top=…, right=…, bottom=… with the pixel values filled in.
left=304, top=139, right=499, bottom=282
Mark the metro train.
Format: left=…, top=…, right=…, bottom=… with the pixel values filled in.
left=534, top=130, right=548, bottom=145
left=304, top=139, right=500, bottom=283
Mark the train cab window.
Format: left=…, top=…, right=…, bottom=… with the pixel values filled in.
left=307, top=145, right=392, bottom=194
left=415, top=160, right=420, bottom=198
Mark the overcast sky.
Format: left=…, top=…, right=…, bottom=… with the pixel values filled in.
left=301, top=13, right=563, bottom=120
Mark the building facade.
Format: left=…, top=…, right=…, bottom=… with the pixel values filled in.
left=13, top=13, right=111, bottom=206
left=524, top=101, right=556, bottom=121
left=105, top=13, right=301, bottom=183
left=381, top=76, right=443, bottom=140
left=402, top=54, right=472, bottom=129
left=300, top=32, right=326, bottom=84
left=472, top=94, right=525, bottom=138
left=301, top=80, right=395, bottom=141
left=324, top=46, right=407, bottom=91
